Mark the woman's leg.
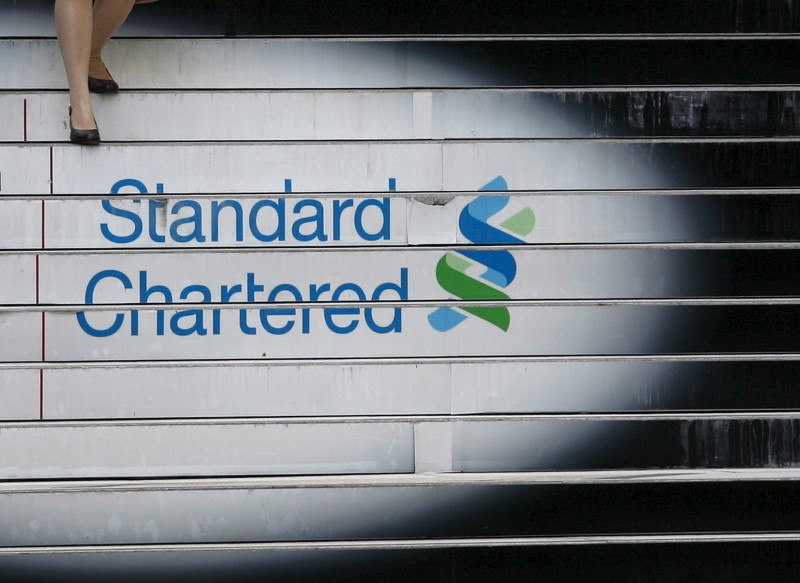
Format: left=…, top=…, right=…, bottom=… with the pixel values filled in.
left=55, top=0, right=95, bottom=130
left=89, top=0, right=135, bottom=80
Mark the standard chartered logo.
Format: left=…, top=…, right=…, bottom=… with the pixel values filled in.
left=428, top=176, right=535, bottom=332
left=76, top=176, right=532, bottom=339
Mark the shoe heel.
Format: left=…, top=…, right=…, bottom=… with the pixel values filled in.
left=68, top=106, right=101, bottom=146
left=88, top=61, right=120, bottom=94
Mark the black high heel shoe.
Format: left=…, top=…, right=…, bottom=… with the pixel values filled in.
left=69, top=106, right=101, bottom=146
left=88, top=63, right=119, bottom=94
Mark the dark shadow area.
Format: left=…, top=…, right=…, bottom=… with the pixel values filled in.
left=2, top=0, right=799, bottom=36
left=4, top=541, right=800, bottom=582
left=179, top=0, right=800, bottom=36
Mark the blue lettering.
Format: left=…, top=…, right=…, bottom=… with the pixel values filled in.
left=262, top=284, right=301, bottom=335
left=139, top=270, right=172, bottom=336
left=148, top=199, right=167, bottom=243
left=354, top=198, right=391, bottom=241
left=101, top=179, right=149, bottom=244
left=324, top=283, right=365, bottom=334
left=170, top=200, right=206, bottom=243
left=250, top=199, right=286, bottom=242
left=77, top=269, right=132, bottom=337
left=239, top=273, right=263, bottom=335
left=332, top=199, right=354, bottom=241
left=304, top=283, right=330, bottom=333
left=170, top=284, right=212, bottom=336
left=365, top=268, right=407, bottom=333
left=100, top=199, right=143, bottom=244
left=292, top=199, right=328, bottom=242
left=211, top=200, right=244, bottom=242
left=220, top=284, right=242, bottom=336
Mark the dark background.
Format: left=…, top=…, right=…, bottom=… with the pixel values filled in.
left=145, top=0, right=800, bottom=35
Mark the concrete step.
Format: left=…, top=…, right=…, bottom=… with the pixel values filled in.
left=0, top=413, right=799, bottom=480
left=1, top=248, right=798, bottom=306
left=3, top=357, right=800, bottom=421
left=2, top=470, right=800, bottom=546
left=4, top=38, right=800, bottom=90
left=3, top=89, right=798, bottom=143
left=2, top=140, right=800, bottom=198
left=2, top=304, right=799, bottom=361
left=0, top=418, right=413, bottom=479
left=4, top=191, right=800, bottom=250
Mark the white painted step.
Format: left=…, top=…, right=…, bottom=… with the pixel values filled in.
left=0, top=141, right=675, bottom=197
left=0, top=419, right=413, bottom=479
left=0, top=477, right=452, bottom=545
left=0, top=248, right=731, bottom=303
left=2, top=468, right=798, bottom=546
left=0, top=305, right=677, bottom=361
left=0, top=192, right=785, bottom=250
left=1, top=39, right=508, bottom=90
left=0, top=90, right=593, bottom=143
left=0, top=358, right=735, bottom=421
left=5, top=89, right=796, bottom=143
left=1, top=414, right=796, bottom=479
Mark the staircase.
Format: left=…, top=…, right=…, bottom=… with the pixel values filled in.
left=1, top=1, right=800, bottom=580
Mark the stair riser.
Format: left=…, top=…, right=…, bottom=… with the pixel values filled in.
left=0, top=417, right=798, bottom=479
left=4, top=39, right=800, bottom=90
left=3, top=481, right=800, bottom=546
left=4, top=359, right=800, bottom=421
left=5, top=193, right=800, bottom=249
left=0, top=421, right=413, bottom=479
left=4, top=142, right=800, bottom=197
left=3, top=249, right=799, bottom=305
left=4, top=305, right=800, bottom=361
left=4, top=91, right=798, bottom=142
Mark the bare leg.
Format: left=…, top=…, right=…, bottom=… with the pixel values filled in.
left=55, top=0, right=95, bottom=130
left=89, top=0, right=135, bottom=80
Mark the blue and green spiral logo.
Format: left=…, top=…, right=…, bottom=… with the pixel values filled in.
left=428, top=176, right=535, bottom=332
